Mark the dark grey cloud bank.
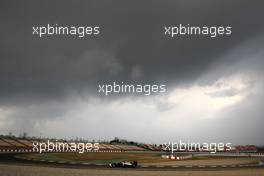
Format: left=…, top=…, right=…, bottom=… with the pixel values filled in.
left=0, top=0, right=264, bottom=144
left=1, top=0, right=263, bottom=98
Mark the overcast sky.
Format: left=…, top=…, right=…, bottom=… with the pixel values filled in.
left=0, top=0, right=264, bottom=145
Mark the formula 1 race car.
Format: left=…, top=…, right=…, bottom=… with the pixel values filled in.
left=109, top=161, right=138, bottom=168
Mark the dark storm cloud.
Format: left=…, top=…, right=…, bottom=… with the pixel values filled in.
left=1, top=0, right=264, bottom=103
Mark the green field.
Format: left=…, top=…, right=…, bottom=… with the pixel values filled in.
left=17, top=152, right=259, bottom=166
left=18, top=152, right=169, bottom=164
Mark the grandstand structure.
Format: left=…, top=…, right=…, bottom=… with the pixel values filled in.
left=0, top=137, right=33, bottom=153
left=99, top=144, right=145, bottom=151
left=0, top=136, right=146, bottom=153
left=0, top=135, right=261, bottom=154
